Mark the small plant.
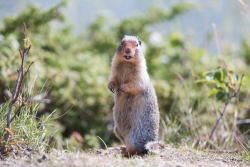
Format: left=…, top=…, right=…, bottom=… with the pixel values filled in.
left=4, top=23, right=33, bottom=142
left=0, top=24, right=58, bottom=159
left=196, top=62, right=244, bottom=140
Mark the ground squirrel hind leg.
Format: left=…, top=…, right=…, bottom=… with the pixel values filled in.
left=114, top=126, right=124, bottom=143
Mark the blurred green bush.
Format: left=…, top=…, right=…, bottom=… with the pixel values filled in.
left=0, top=1, right=249, bottom=150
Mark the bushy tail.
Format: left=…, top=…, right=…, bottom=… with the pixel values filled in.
left=145, top=141, right=165, bottom=154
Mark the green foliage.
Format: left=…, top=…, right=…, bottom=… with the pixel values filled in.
left=0, top=90, right=58, bottom=154
left=196, top=65, right=241, bottom=102
left=0, top=2, right=66, bottom=40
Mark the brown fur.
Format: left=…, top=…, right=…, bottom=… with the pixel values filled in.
left=108, top=35, right=160, bottom=156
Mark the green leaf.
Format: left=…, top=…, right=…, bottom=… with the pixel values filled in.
left=208, top=88, right=219, bottom=97
left=234, top=74, right=239, bottom=81
left=225, top=92, right=230, bottom=100
left=216, top=87, right=223, bottom=90
left=215, top=81, right=226, bottom=90
left=216, top=91, right=225, bottom=101
left=195, top=79, right=215, bottom=84
left=214, top=66, right=221, bottom=70
left=195, top=79, right=208, bottom=83
left=222, top=69, right=227, bottom=80
left=202, top=71, right=212, bottom=76
left=214, top=71, right=222, bottom=83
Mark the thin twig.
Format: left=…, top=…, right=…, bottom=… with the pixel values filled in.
left=235, top=74, right=244, bottom=95
left=24, top=61, right=34, bottom=77
left=209, top=74, right=244, bottom=140
left=19, top=49, right=22, bottom=59
left=11, top=102, right=25, bottom=122
left=209, top=97, right=233, bottom=139
left=23, top=45, right=31, bottom=59
left=236, top=0, right=248, bottom=16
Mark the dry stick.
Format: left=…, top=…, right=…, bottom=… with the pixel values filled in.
left=11, top=102, right=25, bottom=122
left=209, top=74, right=244, bottom=140
left=4, top=23, right=33, bottom=142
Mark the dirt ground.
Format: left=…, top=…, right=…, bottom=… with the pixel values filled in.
left=0, top=145, right=249, bottom=167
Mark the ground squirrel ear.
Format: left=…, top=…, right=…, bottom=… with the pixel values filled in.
left=136, top=36, right=142, bottom=45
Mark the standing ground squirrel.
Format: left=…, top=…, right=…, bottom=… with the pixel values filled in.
left=108, top=35, right=160, bottom=156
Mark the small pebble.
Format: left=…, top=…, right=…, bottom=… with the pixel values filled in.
left=42, top=154, right=47, bottom=159
left=27, top=147, right=33, bottom=151
left=24, top=151, right=31, bottom=155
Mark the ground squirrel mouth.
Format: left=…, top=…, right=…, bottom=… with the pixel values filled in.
left=124, top=55, right=132, bottom=60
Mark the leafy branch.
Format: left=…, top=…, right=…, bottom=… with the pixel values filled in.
left=196, top=62, right=244, bottom=140
left=4, top=23, right=34, bottom=142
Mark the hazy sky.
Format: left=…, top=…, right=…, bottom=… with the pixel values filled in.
left=1, top=0, right=250, bottom=54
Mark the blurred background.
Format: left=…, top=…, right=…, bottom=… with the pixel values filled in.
left=0, top=0, right=250, bottom=151
left=1, top=0, right=250, bottom=53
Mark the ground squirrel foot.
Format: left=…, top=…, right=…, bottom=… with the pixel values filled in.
left=120, top=145, right=126, bottom=151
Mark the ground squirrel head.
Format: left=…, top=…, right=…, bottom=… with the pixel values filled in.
left=115, top=35, right=144, bottom=62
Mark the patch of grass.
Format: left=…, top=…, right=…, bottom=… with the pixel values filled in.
left=0, top=90, right=59, bottom=159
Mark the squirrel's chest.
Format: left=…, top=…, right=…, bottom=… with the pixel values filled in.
left=115, top=63, right=138, bottom=83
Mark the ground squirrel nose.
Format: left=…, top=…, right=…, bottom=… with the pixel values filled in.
left=125, top=48, right=131, bottom=54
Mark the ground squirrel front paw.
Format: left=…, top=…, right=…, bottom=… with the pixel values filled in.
left=117, top=84, right=127, bottom=92
left=108, top=82, right=115, bottom=93
left=117, top=87, right=124, bottom=92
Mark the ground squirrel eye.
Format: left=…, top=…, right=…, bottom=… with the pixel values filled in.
left=138, top=40, right=142, bottom=46
left=117, top=42, right=123, bottom=51
left=136, top=36, right=142, bottom=46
